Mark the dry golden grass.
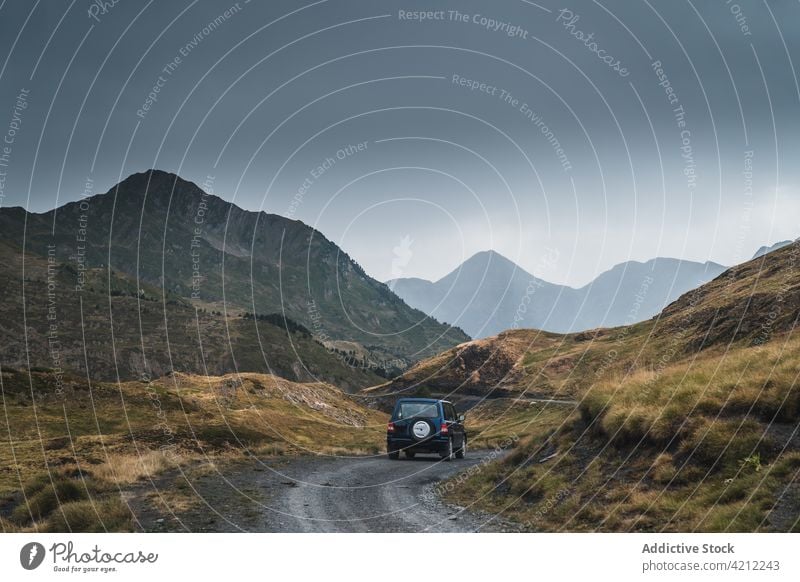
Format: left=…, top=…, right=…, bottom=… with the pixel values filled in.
left=0, top=515, right=19, bottom=532
left=0, top=369, right=387, bottom=531
left=91, top=451, right=177, bottom=486
left=444, top=331, right=800, bottom=531
left=582, top=333, right=800, bottom=449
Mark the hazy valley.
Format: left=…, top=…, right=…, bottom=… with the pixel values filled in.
left=389, top=249, right=727, bottom=338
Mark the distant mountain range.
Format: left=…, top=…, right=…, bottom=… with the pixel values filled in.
left=752, top=240, right=794, bottom=260
left=372, top=239, right=800, bottom=407
left=0, top=170, right=467, bottom=387
left=388, top=250, right=729, bottom=337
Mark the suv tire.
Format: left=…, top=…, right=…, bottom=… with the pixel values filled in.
left=439, top=438, right=453, bottom=461
left=456, top=438, right=466, bottom=459
left=405, top=450, right=416, bottom=459
left=388, top=450, right=399, bottom=460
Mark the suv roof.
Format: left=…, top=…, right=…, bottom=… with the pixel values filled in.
left=396, top=397, right=451, bottom=404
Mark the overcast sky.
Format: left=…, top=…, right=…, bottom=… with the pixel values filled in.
left=0, top=0, right=798, bottom=287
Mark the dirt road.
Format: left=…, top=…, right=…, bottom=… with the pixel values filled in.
left=132, top=450, right=514, bottom=532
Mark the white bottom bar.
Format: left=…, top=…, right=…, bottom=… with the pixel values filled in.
left=1, top=533, right=797, bottom=581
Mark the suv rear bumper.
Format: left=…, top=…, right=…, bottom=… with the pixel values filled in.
left=387, top=436, right=449, bottom=454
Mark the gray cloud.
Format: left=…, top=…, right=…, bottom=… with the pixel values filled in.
left=0, top=0, right=797, bottom=286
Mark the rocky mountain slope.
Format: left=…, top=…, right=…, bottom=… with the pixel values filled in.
left=0, top=170, right=468, bottom=385
left=0, top=242, right=381, bottom=390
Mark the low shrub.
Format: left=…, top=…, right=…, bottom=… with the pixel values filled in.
left=678, top=417, right=765, bottom=469
left=45, top=497, right=134, bottom=533
left=11, top=476, right=88, bottom=525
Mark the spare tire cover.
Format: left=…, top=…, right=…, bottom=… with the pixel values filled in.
left=411, top=419, right=433, bottom=440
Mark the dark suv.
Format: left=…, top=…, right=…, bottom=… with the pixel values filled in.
left=386, top=398, right=466, bottom=460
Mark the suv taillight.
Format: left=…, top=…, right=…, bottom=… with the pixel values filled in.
left=387, top=422, right=395, bottom=433
left=441, top=422, right=449, bottom=435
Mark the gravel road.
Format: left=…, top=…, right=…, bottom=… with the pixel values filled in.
left=133, top=450, right=514, bottom=533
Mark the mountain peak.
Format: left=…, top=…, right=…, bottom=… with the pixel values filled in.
left=112, top=169, right=209, bottom=199
left=461, top=249, right=521, bottom=270
left=437, top=250, right=534, bottom=287
left=115, top=168, right=180, bottom=188
left=470, top=249, right=508, bottom=259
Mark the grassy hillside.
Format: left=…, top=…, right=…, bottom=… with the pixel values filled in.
left=0, top=369, right=387, bottom=532
left=377, top=243, right=800, bottom=531
left=0, top=237, right=382, bottom=391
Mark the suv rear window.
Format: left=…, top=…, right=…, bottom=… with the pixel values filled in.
left=396, top=402, right=439, bottom=419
